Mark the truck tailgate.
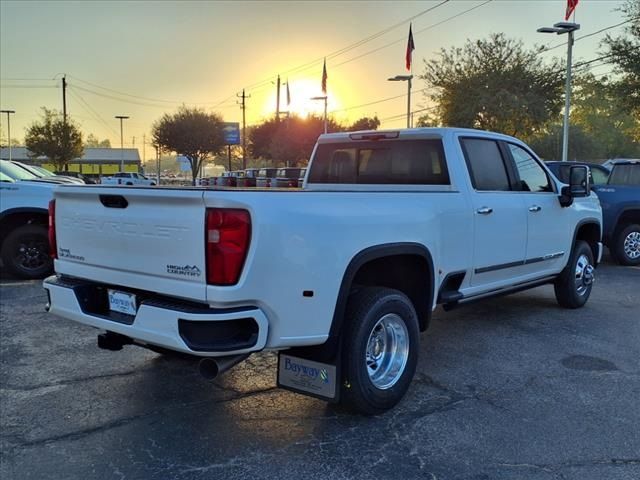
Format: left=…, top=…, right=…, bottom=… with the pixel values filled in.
left=54, top=186, right=207, bottom=301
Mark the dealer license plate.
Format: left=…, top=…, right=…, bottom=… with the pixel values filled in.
left=108, top=289, right=137, bottom=316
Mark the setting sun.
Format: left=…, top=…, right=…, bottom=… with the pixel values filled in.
left=261, top=78, right=342, bottom=119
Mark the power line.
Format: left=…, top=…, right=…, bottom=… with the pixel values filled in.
left=68, top=87, right=119, bottom=137
left=70, top=84, right=189, bottom=109
left=332, top=0, right=494, bottom=69
left=237, top=0, right=452, bottom=94
left=46, top=1, right=452, bottom=111
left=380, top=105, right=437, bottom=123
left=330, top=88, right=430, bottom=114
left=0, top=77, right=58, bottom=82
left=0, top=84, right=58, bottom=89
left=67, top=75, right=227, bottom=106
left=538, top=18, right=637, bottom=55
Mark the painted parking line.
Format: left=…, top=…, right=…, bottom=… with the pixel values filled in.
left=0, top=281, right=39, bottom=287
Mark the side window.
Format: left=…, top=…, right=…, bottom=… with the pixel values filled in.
left=590, top=167, right=609, bottom=185
left=508, top=144, right=552, bottom=192
left=461, top=138, right=510, bottom=191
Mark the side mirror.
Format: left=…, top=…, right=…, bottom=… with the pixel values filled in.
left=559, top=165, right=591, bottom=207
left=570, top=165, right=590, bottom=197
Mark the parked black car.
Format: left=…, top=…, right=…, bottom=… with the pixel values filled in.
left=271, top=168, right=304, bottom=188
left=236, top=168, right=260, bottom=187
left=545, top=161, right=610, bottom=186
left=216, top=171, right=240, bottom=187
left=256, top=168, right=278, bottom=188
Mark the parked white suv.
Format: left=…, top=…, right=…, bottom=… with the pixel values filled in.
left=0, top=160, right=57, bottom=278
left=44, top=128, right=602, bottom=414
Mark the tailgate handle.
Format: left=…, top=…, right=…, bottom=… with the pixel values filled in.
left=100, top=195, right=129, bottom=209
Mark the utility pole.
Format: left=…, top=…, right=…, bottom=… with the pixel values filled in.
left=155, top=144, right=160, bottom=185
left=115, top=115, right=129, bottom=172
left=237, top=89, right=250, bottom=170
left=142, top=134, right=146, bottom=168
left=1, top=110, right=15, bottom=161
left=62, top=75, right=68, bottom=171
left=62, top=75, right=67, bottom=122
left=275, top=75, right=281, bottom=121
left=132, top=136, right=135, bottom=146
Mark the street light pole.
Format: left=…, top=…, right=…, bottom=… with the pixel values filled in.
left=537, top=22, right=580, bottom=162
left=562, top=29, right=575, bottom=163
left=387, top=75, right=413, bottom=128
left=1, top=110, right=15, bottom=161
left=115, top=115, right=129, bottom=172
left=310, top=96, right=328, bottom=134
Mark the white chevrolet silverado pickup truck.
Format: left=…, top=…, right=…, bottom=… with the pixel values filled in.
left=44, top=128, right=602, bottom=414
left=101, top=172, right=156, bottom=186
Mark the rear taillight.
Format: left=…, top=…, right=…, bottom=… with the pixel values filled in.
left=48, top=199, right=57, bottom=259
left=205, top=208, right=251, bottom=285
left=287, top=179, right=295, bottom=188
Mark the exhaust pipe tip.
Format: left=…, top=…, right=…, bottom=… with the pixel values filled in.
left=198, top=354, right=250, bottom=380
left=198, top=358, right=220, bottom=380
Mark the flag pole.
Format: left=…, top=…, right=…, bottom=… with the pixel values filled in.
left=323, top=96, right=328, bottom=134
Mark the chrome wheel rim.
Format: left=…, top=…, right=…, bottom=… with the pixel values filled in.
left=365, top=313, right=409, bottom=390
left=574, top=254, right=594, bottom=296
left=623, top=231, right=640, bottom=260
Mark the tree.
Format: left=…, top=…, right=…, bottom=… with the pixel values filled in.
left=570, top=74, right=639, bottom=159
left=421, top=33, right=564, bottom=138
left=347, top=116, right=380, bottom=132
left=528, top=124, right=602, bottom=161
left=152, top=107, right=225, bottom=185
left=24, top=108, right=83, bottom=172
left=601, top=0, right=640, bottom=115
left=85, top=133, right=111, bottom=148
left=249, top=114, right=342, bottom=166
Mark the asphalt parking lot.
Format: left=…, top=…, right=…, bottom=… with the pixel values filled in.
left=1, top=258, right=639, bottom=480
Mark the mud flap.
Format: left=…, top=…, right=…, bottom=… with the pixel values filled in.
left=277, top=351, right=341, bottom=403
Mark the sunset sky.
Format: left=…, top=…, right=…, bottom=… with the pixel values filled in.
left=0, top=0, right=628, bottom=160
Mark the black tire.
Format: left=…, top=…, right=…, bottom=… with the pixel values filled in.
left=613, top=224, right=640, bottom=266
left=340, top=287, right=419, bottom=415
left=125, top=182, right=133, bottom=185
left=1, top=224, right=53, bottom=280
left=554, top=240, right=595, bottom=309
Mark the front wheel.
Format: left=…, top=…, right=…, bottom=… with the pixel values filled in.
left=554, top=240, right=595, bottom=309
left=1, top=224, right=53, bottom=279
left=340, top=287, right=419, bottom=415
left=613, top=224, right=640, bottom=266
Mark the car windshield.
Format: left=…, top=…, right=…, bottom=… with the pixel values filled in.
left=13, top=162, right=47, bottom=177
left=33, top=166, right=56, bottom=177
left=0, top=160, right=39, bottom=181
left=0, top=171, right=14, bottom=182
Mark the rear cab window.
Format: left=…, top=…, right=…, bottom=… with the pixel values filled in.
left=307, top=139, right=450, bottom=185
left=608, top=163, right=640, bottom=185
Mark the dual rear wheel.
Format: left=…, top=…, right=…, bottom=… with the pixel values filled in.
left=340, top=241, right=597, bottom=415
left=340, top=287, right=419, bottom=415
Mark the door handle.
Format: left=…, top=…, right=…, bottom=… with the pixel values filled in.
left=476, top=207, right=493, bottom=215
left=529, top=205, right=542, bottom=212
